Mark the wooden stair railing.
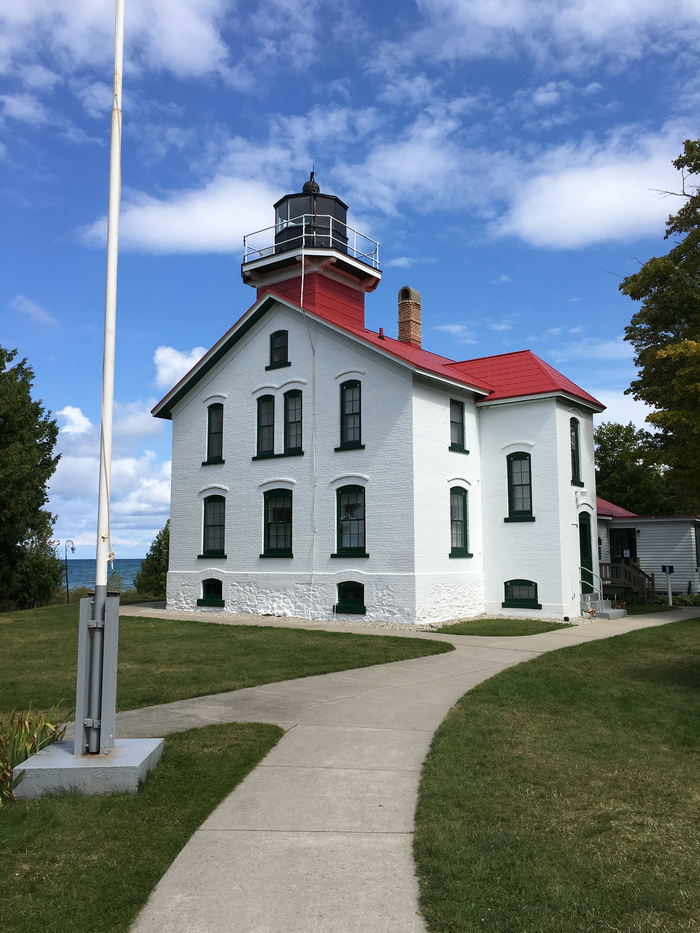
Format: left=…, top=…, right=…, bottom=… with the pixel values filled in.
left=599, top=561, right=655, bottom=600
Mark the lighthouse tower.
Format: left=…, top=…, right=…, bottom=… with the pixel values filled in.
left=241, top=173, right=381, bottom=331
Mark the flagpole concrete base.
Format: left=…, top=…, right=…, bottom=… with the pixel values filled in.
left=13, top=737, right=164, bottom=799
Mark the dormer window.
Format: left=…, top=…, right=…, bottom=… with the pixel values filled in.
left=267, top=330, right=290, bottom=370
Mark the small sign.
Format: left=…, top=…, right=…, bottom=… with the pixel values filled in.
left=662, top=565, right=674, bottom=574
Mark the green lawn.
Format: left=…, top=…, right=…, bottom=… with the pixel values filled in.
left=415, top=618, right=700, bottom=933
left=625, top=602, right=675, bottom=615
left=0, top=722, right=283, bottom=933
left=0, top=603, right=452, bottom=714
left=437, top=618, right=575, bottom=636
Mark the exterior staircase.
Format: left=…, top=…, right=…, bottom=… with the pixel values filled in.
left=580, top=593, right=627, bottom=620
left=599, top=561, right=655, bottom=603
left=580, top=566, right=628, bottom=619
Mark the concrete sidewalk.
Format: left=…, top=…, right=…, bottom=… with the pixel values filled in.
left=127, top=609, right=695, bottom=933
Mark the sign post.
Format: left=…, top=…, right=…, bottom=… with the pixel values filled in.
left=661, top=565, right=674, bottom=607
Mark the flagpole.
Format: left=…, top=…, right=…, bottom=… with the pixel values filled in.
left=84, top=0, right=125, bottom=755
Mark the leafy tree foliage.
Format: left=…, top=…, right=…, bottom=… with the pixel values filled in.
left=594, top=422, right=673, bottom=516
left=620, top=139, right=700, bottom=511
left=135, top=520, right=169, bottom=599
left=0, top=347, right=63, bottom=610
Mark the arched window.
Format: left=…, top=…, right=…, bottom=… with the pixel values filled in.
left=256, top=395, right=274, bottom=457
left=505, top=452, right=534, bottom=521
left=449, top=488, right=472, bottom=558
left=267, top=330, right=290, bottom=369
left=262, top=489, right=293, bottom=557
left=202, top=495, right=225, bottom=558
left=570, top=418, right=583, bottom=486
left=197, top=578, right=224, bottom=607
left=333, top=485, right=368, bottom=557
left=284, top=389, right=303, bottom=454
left=205, top=403, right=223, bottom=464
left=502, top=579, right=541, bottom=610
left=337, top=380, right=363, bottom=450
left=335, top=581, right=366, bottom=615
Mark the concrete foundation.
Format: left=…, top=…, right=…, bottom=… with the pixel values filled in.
left=13, top=737, right=164, bottom=799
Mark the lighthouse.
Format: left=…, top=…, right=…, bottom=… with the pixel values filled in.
left=241, top=173, right=381, bottom=331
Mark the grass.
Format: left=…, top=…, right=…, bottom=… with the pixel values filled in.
left=0, top=722, right=283, bottom=933
left=625, top=602, right=675, bottom=615
left=0, top=603, right=452, bottom=714
left=437, top=617, right=575, bottom=636
left=414, top=618, right=700, bottom=933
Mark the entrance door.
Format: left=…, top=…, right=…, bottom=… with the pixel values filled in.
left=579, top=511, right=593, bottom=594
left=610, top=528, right=637, bottom=563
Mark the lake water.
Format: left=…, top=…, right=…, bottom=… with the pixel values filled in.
left=63, top=558, right=144, bottom=592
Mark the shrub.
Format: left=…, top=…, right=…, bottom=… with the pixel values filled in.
left=1, top=705, right=69, bottom=804
left=135, top=520, right=169, bottom=600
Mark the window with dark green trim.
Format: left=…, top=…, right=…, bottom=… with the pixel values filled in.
left=336, top=380, right=363, bottom=450
left=502, top=579, right=541, bottom=609
left=333, top=485, right=368, bottom=557
left=505, top=451, right=534, bottom=521
left=197, top=578, right=224, bottom=607
left=202, top=495, right=225, bottom=557
left=256, top=395, right=274, bottom=457
left=262, top=488, right=293, bottom=557
left=204, top=403, right=223, bottom=464
left=284, top=389, right=303, bottom=454
left=335, top=581, right=366, bottom=615
left=449, top=487, right=472, bottom=557
left=570, top=417, right=583, bottom=486
left=449, top=399, right=467, bottom=452
left=267, top=330, right=290, bottom=369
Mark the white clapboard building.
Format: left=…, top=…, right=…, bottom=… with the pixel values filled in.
left=153, top=176, right=605, bottom=623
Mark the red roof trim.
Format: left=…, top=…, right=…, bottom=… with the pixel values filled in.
left=153, top=292, right=604, bottom=416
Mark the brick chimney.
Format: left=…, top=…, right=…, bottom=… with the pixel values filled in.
left=398, top=286, right=421, bottom=347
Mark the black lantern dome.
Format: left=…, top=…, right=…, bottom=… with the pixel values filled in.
left=274, top=172, right=348, bottom=254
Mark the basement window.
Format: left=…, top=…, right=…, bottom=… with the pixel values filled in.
left=335, top=581, right=366, bottom=614
left=502, top=579, right=541, bottom=610
left=197, top=578, right=224, bottom=608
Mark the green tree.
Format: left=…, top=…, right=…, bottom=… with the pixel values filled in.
left=135, top=520, right=169, bottom=599
left=0, top=347, right=63, bottom=610
left=594, top=421, right=673, bottom=515
left=620, top=139, right=700, bottom=511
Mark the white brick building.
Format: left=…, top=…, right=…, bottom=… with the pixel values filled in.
left=153, top=177, right=604, bottom=623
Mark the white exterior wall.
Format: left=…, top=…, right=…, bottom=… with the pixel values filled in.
left=479, top=397, right=595, bottom=619
left=554, top=402, right=598, bottom=614
left=167, top=303, right=417, bottom=622
left=411, top=378, right=485, bottom=622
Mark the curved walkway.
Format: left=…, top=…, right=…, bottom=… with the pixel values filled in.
left=125, top=609, right=693, bottom=933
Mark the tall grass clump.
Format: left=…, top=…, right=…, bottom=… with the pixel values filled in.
left=0, top=706, right=69, bottom=804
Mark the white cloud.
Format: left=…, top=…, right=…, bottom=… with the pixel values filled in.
left=491, top=274, right=511, bottom=285
left=549, top=337, right=633, bottom=363
left=497, top=123, right=690, bottom=248
left=11, top=294, right=58, bottom=326
left=49, top=398, right=171, bottom=557
left=83, top=175, right=280, bottom=254
left=154, top=345, right=206, bottom=390
left=57, top=405, right=92, bottom=436
left=0, top=92, right=49, bottom=124
left=385, top=256, right=417, bottom=268
left=488, top=321, right=513, bottom=331
left=18, top=63, right=60, bottom=90
left=591, top=389, right=655, bottom=429
left=396, top=0, right=700, bottom=70
left=434, top=323, right=477, bottom=344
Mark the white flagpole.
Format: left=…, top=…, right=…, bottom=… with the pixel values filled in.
left=84, top=0, right=125, bottom=755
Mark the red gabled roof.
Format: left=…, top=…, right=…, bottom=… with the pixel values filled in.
left=446, top=350, right=603, bottom=408
left=152, top=290, right=604, bottom=417
left=596, top=496, right=638, bottom=519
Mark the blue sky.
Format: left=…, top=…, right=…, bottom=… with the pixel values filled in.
left=1, top=0, right=697, bottom=557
